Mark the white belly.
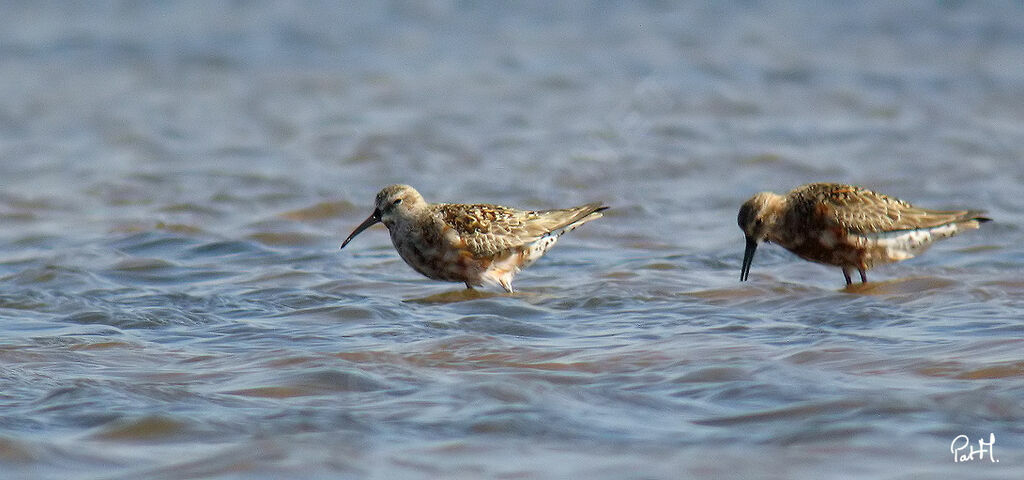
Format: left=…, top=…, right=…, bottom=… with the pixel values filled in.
left=851, top=223, right=962, bottom=262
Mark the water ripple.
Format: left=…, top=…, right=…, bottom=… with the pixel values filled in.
left=2, top=2, right=1024, bottom=479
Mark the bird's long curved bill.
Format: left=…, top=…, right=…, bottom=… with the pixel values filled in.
left=340, top=212, right=381, bottom=250
left=740, top=236, right=757, bottom=281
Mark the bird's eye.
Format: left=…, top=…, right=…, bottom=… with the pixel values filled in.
left=754, top=218, right=763, bottom=227
left=392, top=198, right=402, bottom=206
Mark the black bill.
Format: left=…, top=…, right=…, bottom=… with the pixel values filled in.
left=740, top=236, right=757, bottom=281
left=340, top=210, right=381, bottom=249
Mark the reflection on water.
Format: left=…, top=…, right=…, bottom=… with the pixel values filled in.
left=406, top=288, right=508, bottom=304
left=1, top=1, right=1024, bottom=479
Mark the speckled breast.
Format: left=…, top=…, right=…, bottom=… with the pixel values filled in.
left=389, top=228, right=486, bottom=283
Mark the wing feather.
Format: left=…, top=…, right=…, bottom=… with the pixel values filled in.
left=794, top=183, right=981, bottom=234
left=434, top=202, right=606, bottom=258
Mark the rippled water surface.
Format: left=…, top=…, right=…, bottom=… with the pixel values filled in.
left=2, top=2, right=1024, bottom=479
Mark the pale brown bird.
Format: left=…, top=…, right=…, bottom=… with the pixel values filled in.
left=738, top=183, right=991, bottom=285
left=341, top=184, right=608, bottom=292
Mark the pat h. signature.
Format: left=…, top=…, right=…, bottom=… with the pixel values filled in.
left=951, top=433, right=998, bottom=463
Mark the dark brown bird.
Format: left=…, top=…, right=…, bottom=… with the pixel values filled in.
left=738, top=183, right=991, bottom=285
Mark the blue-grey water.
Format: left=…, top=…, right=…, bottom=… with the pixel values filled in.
left=1, top=2, right=1023, bottom=479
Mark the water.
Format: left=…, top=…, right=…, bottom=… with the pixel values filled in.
left=1, top=1, right=1023, bottom=479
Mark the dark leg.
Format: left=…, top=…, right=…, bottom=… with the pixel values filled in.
left=858, top=269, right=867, bottom=283
left=842, top=268, right=852, bottom=286
left=464, top=282, right=474, bottom=290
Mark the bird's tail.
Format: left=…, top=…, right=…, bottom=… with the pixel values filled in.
left=959, top=210, right=992, bottom=229
left=549, top=202, right=609, bottom=235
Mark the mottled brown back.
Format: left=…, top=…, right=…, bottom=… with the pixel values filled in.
left=790, top=183, right=986, bottom=234
left=435, top=202, right=606, bottom=258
